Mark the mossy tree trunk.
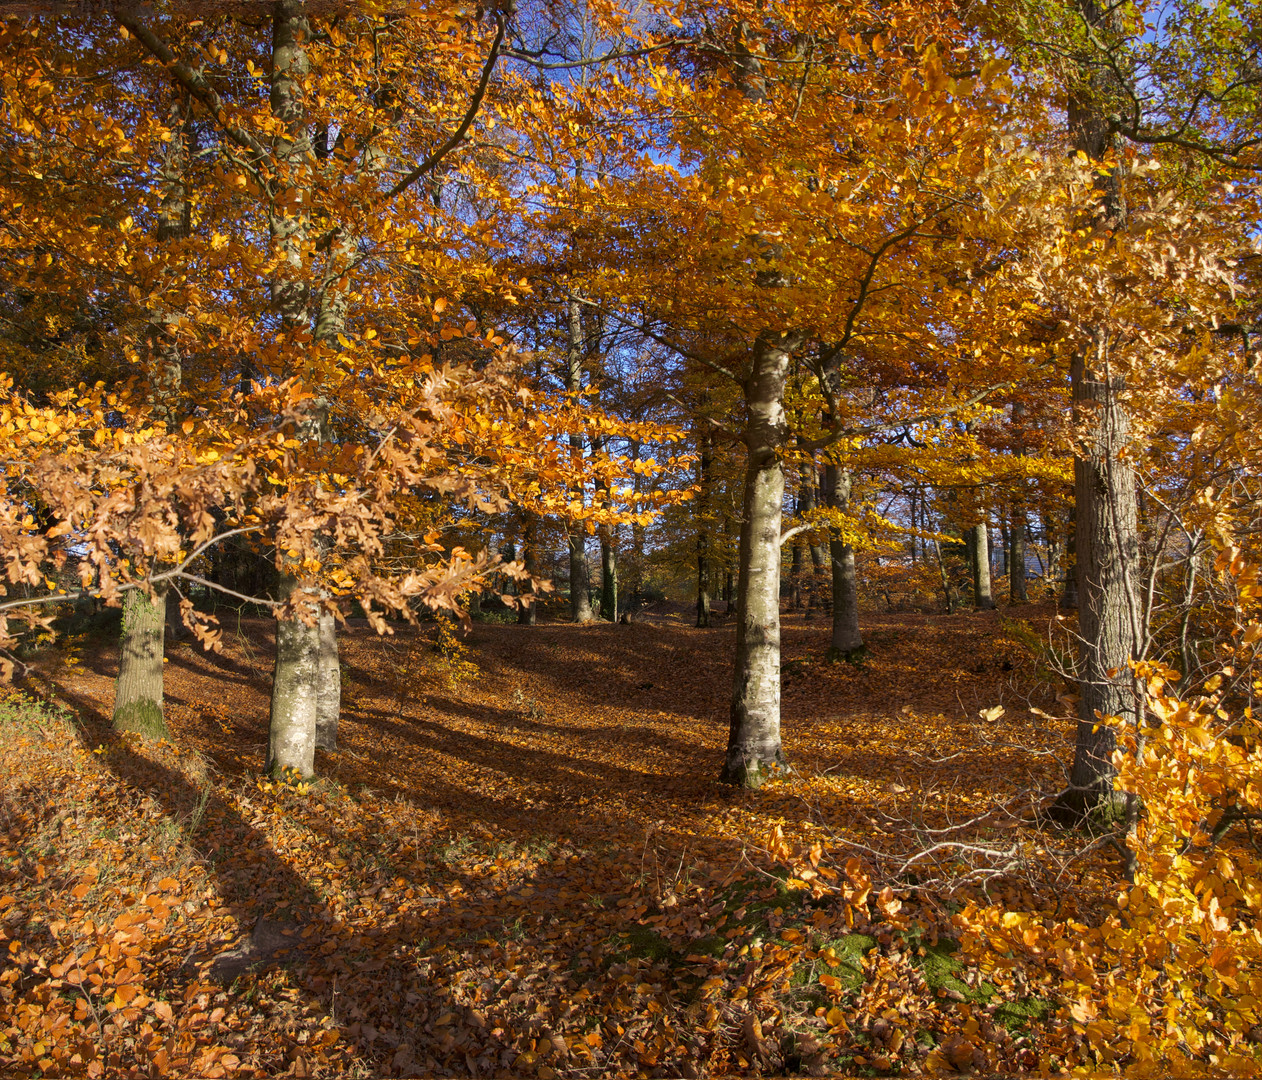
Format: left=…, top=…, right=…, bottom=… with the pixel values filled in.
left=113, top=586, right=170, bottom=738
left=600, top=526, right=618, bottom=622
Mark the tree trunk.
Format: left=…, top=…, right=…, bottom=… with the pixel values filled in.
left=568, top=533, right=593, bottom=622
left=315, top=607, right=339, bottom=751
left=822, top=464, right=863, bottom=659
left=628, top=438, right=645, bottom=605
left=790, top=534, right=804, bottom=611
left=600, top=524, right=618, bottom=622
left=933, top=537, right=956, bottom=613
left=724, top=329, right=805, bottom=787
left=113, top=88, right=189, bottom=737
left=806, top=461, right=829, bottom=616
left=518, top=511, right=538, bottom=625
left=265, top=0, right=320, bottom=777
left=565, top=298, right=595, bottom=624
left=268, top=573, right=319, bottom=779
left=970, top=521, right=995, bottom=610
left=1064, top=347, right=1139, bottom=809
left=697, top=433, right=713, bottom=627
left=1010, top=506, right=1028, bottom=603
left=1060, top=507, right=1079, bottom=610
left=113, top=586, right=169, bottom=738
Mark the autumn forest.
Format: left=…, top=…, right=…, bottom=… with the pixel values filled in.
left=1, top=0, right=1261, bottom=1076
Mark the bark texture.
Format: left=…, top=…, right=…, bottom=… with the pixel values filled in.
left=970, top=522, right=995, bottom=610
left=1057, top=0, right=1138, bottom=816
left=1067, top=348, right=1139, bottom=803
left=804, top=460, right=828, bottom=616
left=112, top=587, right=169, bottom=738
left=315, top=607, right=340, bottom=751
left=264, top=2, right=324, bottom=777
left=600, top=532, right=618, bottom=623
left=725, top=329, right=806, bottom=787
left=696, top=434, right=713, bottom=627
left=1010, top=511, right=1028, bottom=603
left=823, top=465, right=863, bottom=659
left=113, top=86, right=189, bottom=737
left=268, top=574, right=319, bottom=778
left=565, top=298, right=595, bottom=624
left=518, top=512, right=538, bottom=625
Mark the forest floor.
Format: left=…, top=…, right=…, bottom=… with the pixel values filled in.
left=0, top=602, right=1122, bottom=1078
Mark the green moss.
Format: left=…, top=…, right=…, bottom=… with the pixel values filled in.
left=817, top=933, right=877, bottom=991
left=112, top=698, right=168, bottom=739
left=995, top=996, right=1053, bottom=1033
left=913, top=937, right=994, bottom=1002
left=826, top=644, right=869, bottom=666
left=688, top=934, right=727, bottom=958
left=610, top=924, right=674, bottom=964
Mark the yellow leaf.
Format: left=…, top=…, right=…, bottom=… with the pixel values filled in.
left=980, top=58, right=1007, bottom=84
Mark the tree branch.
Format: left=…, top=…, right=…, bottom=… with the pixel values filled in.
left=115, top=10, right=269, bottom=161
left=383, top=13, right=506, bottom=201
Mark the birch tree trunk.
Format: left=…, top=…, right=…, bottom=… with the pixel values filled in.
left=724, top=329, right=806, bottom=787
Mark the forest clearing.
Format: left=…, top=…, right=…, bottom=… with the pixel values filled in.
left=5, top=603, right=1097, bottom=1078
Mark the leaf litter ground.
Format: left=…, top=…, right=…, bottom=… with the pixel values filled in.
left=1, top=604, right=1107, bottom=1077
